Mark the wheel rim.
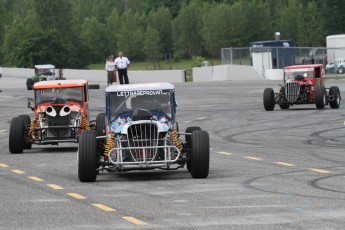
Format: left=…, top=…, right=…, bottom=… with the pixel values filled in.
left=337, top=92, right=340, bottom=105
left=323, top=93, right=326, bottom=105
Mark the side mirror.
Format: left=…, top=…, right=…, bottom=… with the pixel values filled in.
left=88, top=84, right=100, bottom=90
left=27, top=98, right=34, bottom=111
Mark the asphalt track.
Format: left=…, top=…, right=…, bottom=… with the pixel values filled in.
left=2, top=76, right=345, bottom=229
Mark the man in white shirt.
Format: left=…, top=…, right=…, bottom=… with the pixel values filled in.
left=114, top=52, right=130, bottom=84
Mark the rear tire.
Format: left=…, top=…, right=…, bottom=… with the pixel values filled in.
left=337, top=67, right=344, bottom=74
left=9, top=117, right=25, bottom=154
left=26, top=78, right=34, bottom=90
left=78, top=131, right=98, bottom=182
left=263, top=88, right=275, bottom=111
left=279, top=103, right=290, bottom=110
left=96, top=113, right=106, bottom=154
left=315, top=86, right=326, bottom=109
left=189, top=130, right=210, bottom=179
left=329, top=86, right=341, bottom=109
left=18, top=115, right=32, bottom=149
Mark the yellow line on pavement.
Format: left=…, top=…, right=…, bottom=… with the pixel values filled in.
left=217, top=151, right=232, bottom=156
left=47, top=184, right=64, bottom=190
left=0, top=130, right=6, bottom=133
left=308, top=168, right=331, bottom=174
left=0, top=163, right=9, bottom=168
left=244, top=156, right=262, bottom=161
left=197, top=117, right=207, bottom=120
left=275, top=162, right=295, bottom=167
left=212, top=114, right=223, bottom=117
left=67, top=193, right=86, bottom=200
left=122, top=216, right=147, bottom=225
left=11, top=169, right=25, bottom=174
left=92, top=203, right=116, bottom=212
left=343, top=121, right=345, bottom=126
left=183, top=121, right=191, bottom=124
left=28, top=176, right=44, bottom=182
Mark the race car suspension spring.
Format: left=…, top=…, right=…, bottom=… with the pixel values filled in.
left=171, top=130, right=183, bottom=152
left=82, top=116, right=90, bottom=131
left=104, top=136, right=115, bottom=156
left=28, top=116, right=38, bottom=142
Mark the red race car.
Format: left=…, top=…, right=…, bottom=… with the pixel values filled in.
left=263, top=64, right=341, bottom=111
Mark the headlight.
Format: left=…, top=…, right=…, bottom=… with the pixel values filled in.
left=46, top=106, right=57, bottom=117
left=60, top=106, right=71, bottom=116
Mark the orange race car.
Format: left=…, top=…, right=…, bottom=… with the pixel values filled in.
left=9, top=79, right=99, bottom=154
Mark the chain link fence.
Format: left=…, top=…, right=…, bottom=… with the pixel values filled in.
left=221, top=47, right=345, bottom=77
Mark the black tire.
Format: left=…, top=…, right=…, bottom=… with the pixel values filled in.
left=263, top=88, right=275, bottom=111
left=315, top=86, right=326, bottom=109
left=185, top=126, right=201, bottom=144
left=26, top=78, right=34, bottom=90
left=329, top=86, right=341, bottom=109
left=96, top=113, right=106, bottom=154
left=78, top=131, right=98, bottom=182
left=189, top=130, right=210, bottom=179
left=9, top=117, right=25, bottom=154
left=185, top=127, right=201, bottom=172
left=279, top=103, right=290, bottom=110
left=337, top=67, right=344, bottom=74
left=18, top=115, right=32, bottom=149
left=88, top=84, right=100, bottom=89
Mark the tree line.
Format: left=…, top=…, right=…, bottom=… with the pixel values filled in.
left=0, top=0, right=344, bottom=69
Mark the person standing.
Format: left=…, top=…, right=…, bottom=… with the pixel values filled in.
left=114, top=52, right=130, bottom=84
left=105, top=55, right=115, bottom=86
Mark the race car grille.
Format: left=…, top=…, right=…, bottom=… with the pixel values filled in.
left=285, top=82, right=300, bottom=102
left=46, top=106, right=71, bottom=138
left=126, top=123, right=159, bottom=162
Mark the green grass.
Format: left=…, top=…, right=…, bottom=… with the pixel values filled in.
left=88, top=59, right=222, bottom=71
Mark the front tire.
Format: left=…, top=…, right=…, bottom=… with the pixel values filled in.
left=263, top=88, right=275, bottom=111
left=315, top=86, right=326, bottom=109
left=9, top=117, right=25, bottom=154
left=18, top=115, right=32, bottom=149
left=78, top=131, right=98, bottom=182
left=337, top=67, right=344, bottom=74
left=329, top=86, right=341, bottom=109
left=189, top=130, right=210, bottom=179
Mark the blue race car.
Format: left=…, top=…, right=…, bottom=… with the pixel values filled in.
left=78, top=82, right=210, bottom=182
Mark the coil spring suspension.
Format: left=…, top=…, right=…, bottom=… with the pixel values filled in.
left=104, top=136, right=115, bottom=156
left=171, top=130, right=183, bottom=152
left=82, top=116, right=90, bottom=131
left=28, top=116, right=38, bottom=142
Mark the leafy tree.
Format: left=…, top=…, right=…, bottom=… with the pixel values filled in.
left=143, top=26, right=161, bottom=69
left=147, top=6, right=173, bottom=59
left=116, top=9, right=145, bottom=60
left=80, top=17, right=107, bottom=63
left=14, top=30, right=78, bottom=68
left=172, top=0, right=203, bottom=59
left=105, top=8, right=120, bottom=55
left=202, top=3, right=232, bottom=57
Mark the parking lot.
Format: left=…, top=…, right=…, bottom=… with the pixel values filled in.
left=1, top=77, right=345, bottom=229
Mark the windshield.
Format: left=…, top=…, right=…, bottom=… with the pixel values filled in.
left=284, top=68, right=314, bottom=80
left=109, top=90, right=172, bottom=120
left=36, top=68, right=55, bottom=76
left=35, top=87, right=83, bottom=104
